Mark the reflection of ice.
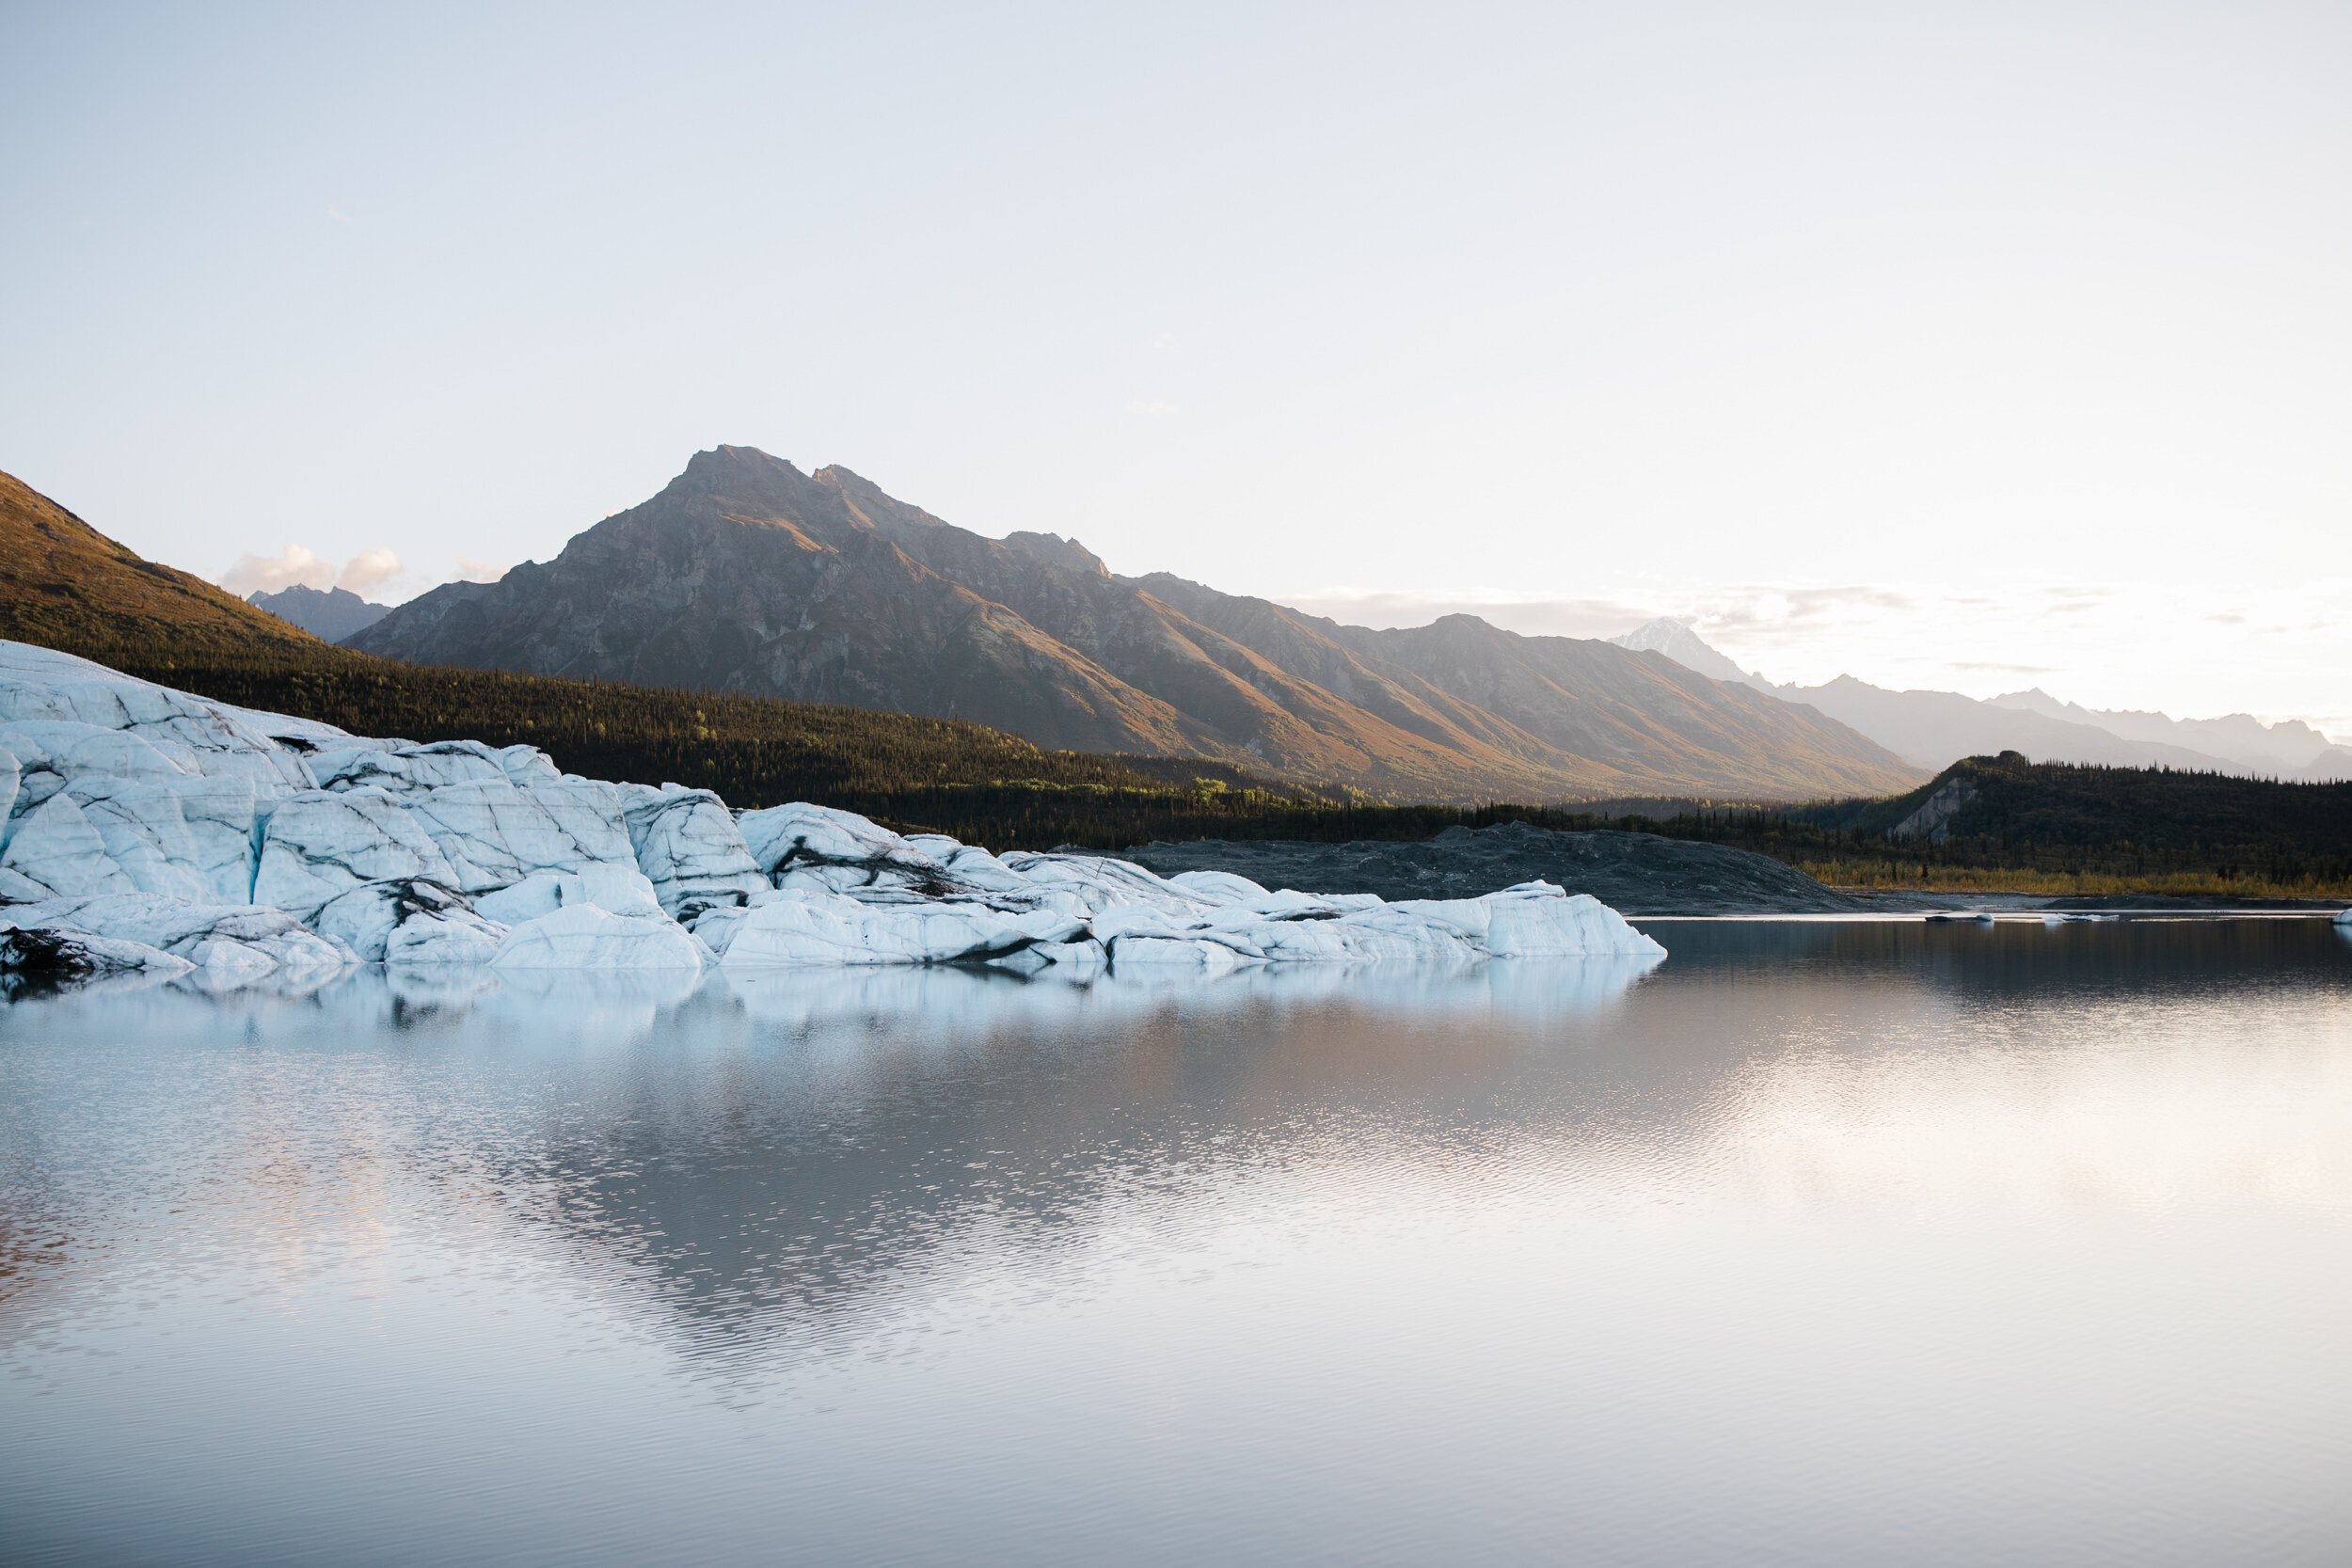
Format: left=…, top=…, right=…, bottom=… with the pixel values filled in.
left=0, top=949, right=1664, bottom=1371
left=0, top=962, right=184, bottom=1005
left=0, top=963, right=718, bottom=1046
left=14, top=920, right=2344, bottom=1427
left=721, top=951, right=1662, bottom=1038
left=3, top=951, right=1663, bottom=1052
left=473, top=964, right=704, bottom=1020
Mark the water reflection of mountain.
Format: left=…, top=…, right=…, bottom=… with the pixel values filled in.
left=0, top=957, right=1665, bottom=1372
left=481, top=958, right=1671, bottom=1377
left=7, top=922, right=2344, bottom=1380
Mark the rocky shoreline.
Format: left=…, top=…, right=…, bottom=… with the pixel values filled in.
left=1129, top=822, right=1873, bottom=916
left=1131, top=823, right=2351, bottom=919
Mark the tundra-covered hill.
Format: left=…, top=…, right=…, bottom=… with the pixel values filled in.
left=0, top=468, right=325, bottom=660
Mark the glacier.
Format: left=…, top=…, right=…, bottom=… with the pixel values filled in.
left=0, top=641, right=1665, bottom=993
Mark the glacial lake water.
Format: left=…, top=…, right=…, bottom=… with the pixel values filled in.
left=5, top=917, right=2351, bottom=1566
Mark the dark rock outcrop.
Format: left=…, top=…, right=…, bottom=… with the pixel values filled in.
left=1128, top=821, right=1870, bottom=915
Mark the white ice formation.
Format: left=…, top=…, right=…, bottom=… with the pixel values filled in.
left=0, top=641, right=1664, bottom=992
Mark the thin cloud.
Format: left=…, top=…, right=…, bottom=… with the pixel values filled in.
left=1276, top=590, right=1650, bottom=639
left=337, top=548, right=403, bottom=596
left=453, top=558, right=508, bottom=583
left=1256, top=574, right=2352, bottom=731
left=221, top=546, right=335, bottom=597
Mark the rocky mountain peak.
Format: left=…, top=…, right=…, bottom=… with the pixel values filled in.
left=248, top=583, right=390, bottom=642
left=1406, top=612, right=1504, bottom=639
left=668, top=445, right=821, bottom=511
left=1608, top=619, right=1760, bottom=686
left=1000, top=531, right=1109, bottom=578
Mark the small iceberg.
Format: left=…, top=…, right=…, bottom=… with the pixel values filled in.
left=0, top=641, right=1665, bottom=991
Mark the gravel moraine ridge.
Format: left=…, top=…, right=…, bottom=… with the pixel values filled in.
left=1129, top=821, right=1874, bottom=916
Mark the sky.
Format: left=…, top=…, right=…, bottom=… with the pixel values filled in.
left=3, top=3, right=2346, bottom=736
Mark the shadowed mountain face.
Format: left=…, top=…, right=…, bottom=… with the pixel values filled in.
left=348, top=447, right=1923, bottom=801
left=249, top=584, right=389, bottom=641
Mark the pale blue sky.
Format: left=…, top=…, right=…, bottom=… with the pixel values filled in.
left=4, top=3, right=2347, bottom=730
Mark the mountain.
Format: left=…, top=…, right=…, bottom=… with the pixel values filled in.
left=1986, top=688, right=2341, bottom=777
left=1773, top=674, right=2244, bottom=773
left=0, top=465, right=1306, bottom=848
left=1609, top=618, right=1767, bottom=688
left=349, top=446, right=1923, bottom=802
left=0, top=467, right=322, bottom=658
left=2304, top=748, right=2352, bottom=782
left=248, top=584, right=391, bottom=641
left=1618, top=619, right=2349, bottom=781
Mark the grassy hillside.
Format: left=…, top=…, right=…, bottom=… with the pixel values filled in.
left=0, top=469, right=326, bottom=658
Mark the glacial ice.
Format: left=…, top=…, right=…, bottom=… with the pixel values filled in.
left=3, top=894, right=356, bottom=989
left=312, top=879, right=507, bottom=964
left=716, top=889, right=1089, bottom=968
left=621, top=783, right=768, bottom=918
left=472, top=864, right=666, bottom=925
left=492, top=903, right=709, bottom=970
left=72, top=775, right=259, bottom=903
left=308, top=737, right=516, bottom=795
left=254, top=788, right=464, bottom=918
left=741, top=800, right=939, bottom=879
left=0, top=639, right=1667, bottom=991
left=1, top=919, right=197, bottom=987
left=400, top=779, right=638, bottom=893
left=999, top=850, right=1216, bottom=917
left=0, top=643, right=313, bottom=792
left=0, top=793, right=144, bottom=900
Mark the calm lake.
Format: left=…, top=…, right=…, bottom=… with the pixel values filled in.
left=5, top=918, right=2350, bottom=1566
